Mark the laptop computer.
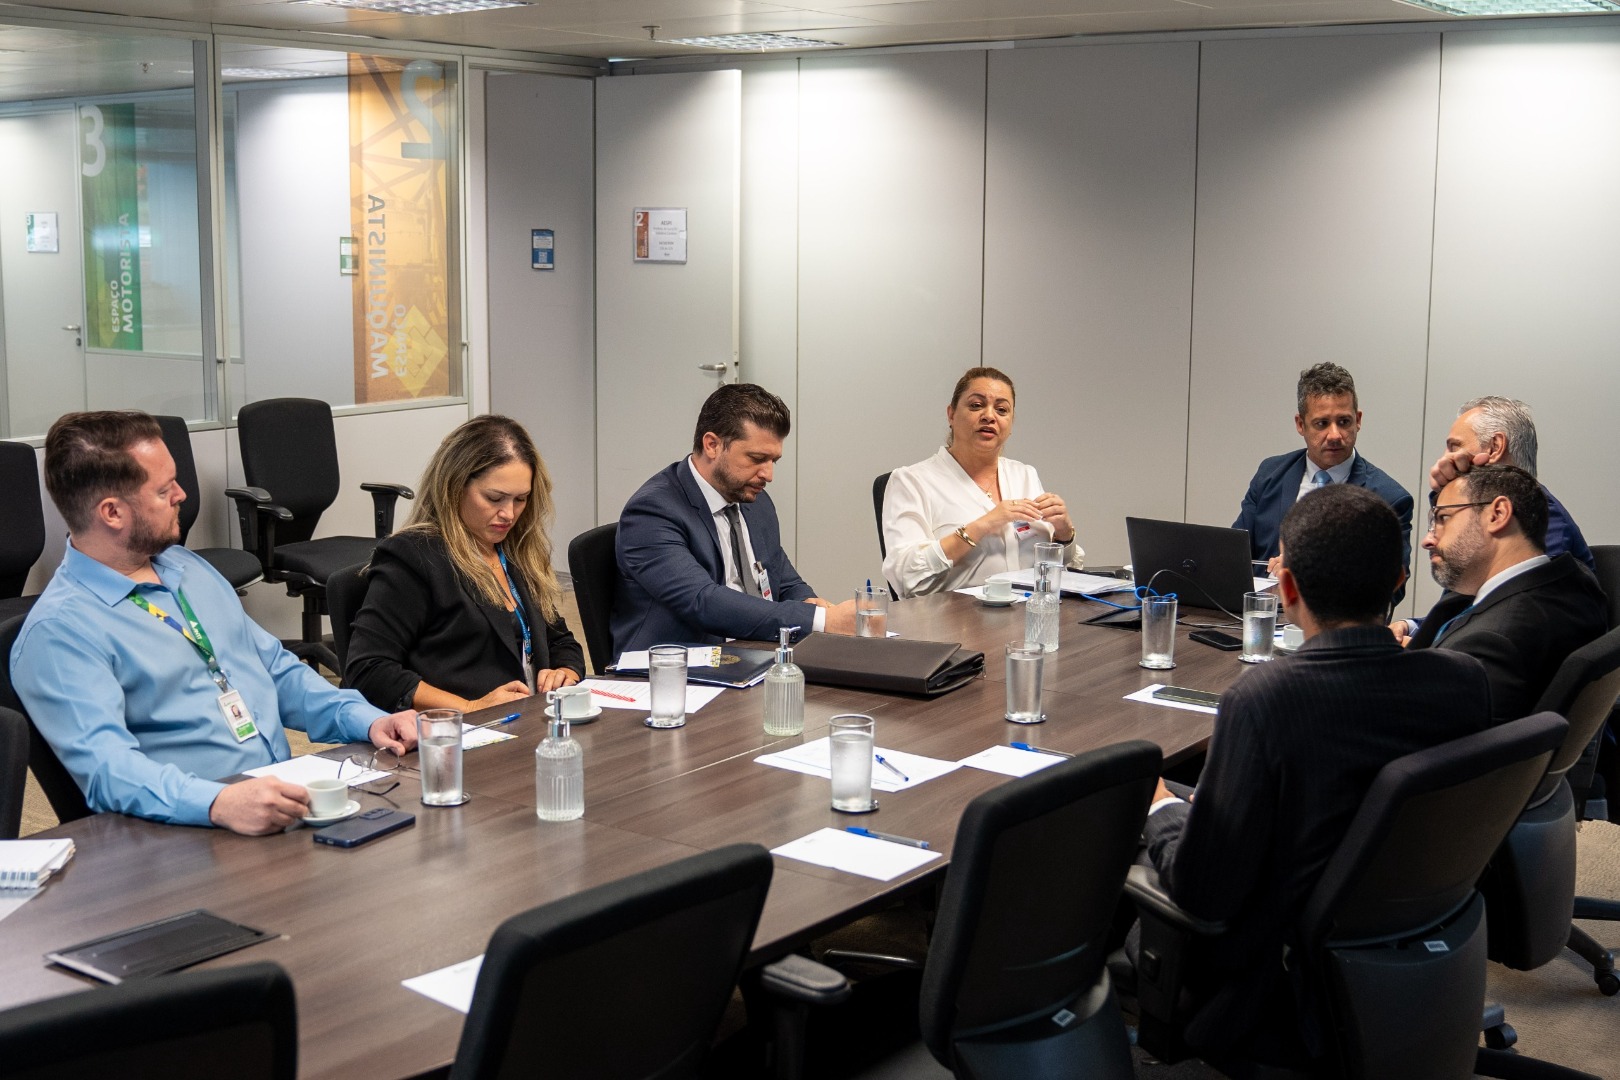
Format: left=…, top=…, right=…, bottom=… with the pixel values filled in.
left=1125, top=517, right=1257, bottom=615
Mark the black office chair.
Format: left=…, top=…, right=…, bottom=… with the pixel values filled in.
left=0, top=961, right=296, bottom=1078
left=566, top=522, right=618, bottom=675
left=448, top=843, right=773, bottom=1080
left=0, top=614, right=92, bottom=825
left=324, top=561, right=371, bottom=676
left=0, top=705, right=27, bottom=840
left=872, top=472, right=892, bottom=562
left=1589, top=545, right=1619, bottom=629
left=1129, top=712, right=1569, bottom=1080
left=0, top=440, right=46, bottom=624
left=1478, top=626, right=1620, bottom=1007
left=780, top=740, right=1161, bottom=1080
left=229, top=398, right=412, bottom=673
left=154, top=415, right=264, bottom=594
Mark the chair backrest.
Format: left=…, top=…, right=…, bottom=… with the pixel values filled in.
left=0, top=705, right=27, bottom=840
left=1302, top=711, right=1565, bottom=947
left=566, top=523, right=619, bottom=675
left=325, top=562, right=371, bottom=674
left=0, top=441, right=46, bottom=599
left=872, top=472, right=891, bottom=562
left=0, top=616, right=92, bottom=824
left=1297, top=712, right=1565, bottom=1080
left=154, top=415, right=202, bottom=545
left=236, top=398, right=341, bottom=546
left=449, top=843, right=773, bottom=1080
left=1528, top=625, right=1620, bottom=803
left=0, top=961, right=296, bottom=1079
left=918, top=739, right=1161, bottom=1068
left=1590, top=544, right=1620, bottom=630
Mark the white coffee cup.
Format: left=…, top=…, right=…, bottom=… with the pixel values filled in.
left=985, top=578, right=1013, bottom=602
left=548, top=684, right=592, bottom=719
left=306, top=777, right=348, bottom=817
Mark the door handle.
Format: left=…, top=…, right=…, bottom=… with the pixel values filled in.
left=697, top=363, right=728, bottom=373
left=62, top=324, right=82, bottom=332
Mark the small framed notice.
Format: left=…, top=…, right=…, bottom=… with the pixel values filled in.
left=338, top=236, right=358, bottom=276
left=26, top=212, right=59, bottom=253
left=532, top=228, right=554, bottom=270
left=633, top=208, right=687, bottom=264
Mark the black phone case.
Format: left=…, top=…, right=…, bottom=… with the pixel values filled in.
left=1189, top=630, right=1242, bottom=651
left=313, top=809, right=415, bottom=848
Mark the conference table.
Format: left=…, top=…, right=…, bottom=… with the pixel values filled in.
left=0, top=590, right=1252, bottom=1079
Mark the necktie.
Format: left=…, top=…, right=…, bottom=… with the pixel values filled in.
left=1313, top=469, right=1332, bottom=487
left=723, top=504, right=761, bottom=597
left=1431, top=604, right=1475, bottom=645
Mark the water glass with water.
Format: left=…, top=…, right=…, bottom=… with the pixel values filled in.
left=1005, top=642, right=1047, bottom=724
left=1241, top=592, right=1278, bottom=664
left=829, top=714, right=877, bottom=813
left=646, top=645, right=687, bottom=729
left=855, top=586, right=890, bottom=638
left=416, top=709, right=465, bottom=806
left=1140, top=595, right=1178, bottom=670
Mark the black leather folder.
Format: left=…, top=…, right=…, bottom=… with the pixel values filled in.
left=791, top=632, right=984, bottom=696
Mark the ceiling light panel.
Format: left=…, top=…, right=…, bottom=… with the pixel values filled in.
left=1396, top=0, right=1618, bottom=12
left=660, top=31, right=843, bottom=49
left=297, top=0, right=531, bottom=14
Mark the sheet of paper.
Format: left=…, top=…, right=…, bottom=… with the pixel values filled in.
left=1126, top=683, right=1219, bottom=715
left=577, top=679, right=725, bottom=713
left=0, top=889, right=40, bottom=925
left=755, top=737, right=960, bottom=792
left=461, top=725, right=517, bottom=750
left=1254, top=575, right=1277, bottom=591
left=957, top=744, right=1068, bottom=778
left=953, top=584, right=1030, bottom=603
left=772, top=827, right=941, bottom=882
left=614, top=646, right=722, bottom=671
left=245, top=755, right=386, bottom=788
left=988, top=569, right=1134, bottom=596
left=402, top=955, right=484, bottom=1013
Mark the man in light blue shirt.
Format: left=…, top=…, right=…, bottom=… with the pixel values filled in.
left=11, top=411, right=418, bottom=834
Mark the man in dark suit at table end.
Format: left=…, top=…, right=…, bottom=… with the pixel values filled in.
left=1144, top=484, right=1492, bottom=1066
left=611, top=383, right=856, bottom=655
left=1233, top=362, right=1414, bottom=582
left=1405, top=464, right=1606, bottom=723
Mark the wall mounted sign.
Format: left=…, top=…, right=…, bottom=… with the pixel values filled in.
left=633, top=208, right=687, bottom=264
left=26, top=212, right=58, bottom=253
left=532, top=228, right=554, bottom=270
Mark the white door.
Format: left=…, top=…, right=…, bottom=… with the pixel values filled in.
left=594, top=70, right=740, bottom=520
left=0, top=108, right=86, bottom=438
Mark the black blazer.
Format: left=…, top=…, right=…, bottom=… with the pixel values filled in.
left=1408, top=553, right=1608, bottom=722
left=342, top=530, right=585, bottom=711
left=1143, top=626, right=1492, bottom=1060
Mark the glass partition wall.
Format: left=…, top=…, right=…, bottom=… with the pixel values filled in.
left=0, top=24, right=461, bottom=439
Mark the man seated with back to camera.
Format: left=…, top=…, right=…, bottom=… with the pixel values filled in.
left=1141, top=485, right=1493, bottom=1066
left=10, top=411, right=418, bottom=835
left=1404, top=464, right=1606, bottom=723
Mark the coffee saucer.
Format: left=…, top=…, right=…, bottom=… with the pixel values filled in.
left=978, top=596, right=1017, bottom=608
left=544, top=703, right=603, bottom=723
left=303, top=800, right=362, bottom=827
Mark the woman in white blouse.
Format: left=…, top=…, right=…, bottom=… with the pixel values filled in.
left=882, top=366, right=1083, bottom=597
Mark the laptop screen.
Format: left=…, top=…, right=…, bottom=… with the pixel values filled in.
left=1125, top=517, right=1257, bottom=616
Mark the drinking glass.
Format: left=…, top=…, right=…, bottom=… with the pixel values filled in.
left=416, top=709, right=466, bottom=806
left=1140, top=596, right=1178, bottom=670
left=646, top=645, right=687, bottom=729
left=829, top=714, right=877, bottom=813
left=1005, top=643, right=1047, bottom=724
left=855, top=586, right=890, bottom=638
left=1241, top=592, right=1278, bottom=664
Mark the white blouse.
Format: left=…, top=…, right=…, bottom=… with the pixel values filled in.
left=881, top=446, right=1084, bottom=598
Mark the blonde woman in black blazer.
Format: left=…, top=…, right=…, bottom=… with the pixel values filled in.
left=343, top=416, right=584, bottom=713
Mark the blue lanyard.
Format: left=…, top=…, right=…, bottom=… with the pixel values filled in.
left=495, top=547, right=532, bottom=662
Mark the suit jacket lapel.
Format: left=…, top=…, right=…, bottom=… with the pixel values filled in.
left=470, top=571, right=525, bottom=667
left=676, top=460, right=726, bottom=574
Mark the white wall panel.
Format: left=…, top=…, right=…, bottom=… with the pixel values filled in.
left=796, top=51, right=988, bottom=593
left=984, top=43, right=1199, bottom=566
left=1187, top=33, right=1441, bottom=610
left=485, top=72, right=597, bottom=552
left=1424, top=28, right=1620, bottom=599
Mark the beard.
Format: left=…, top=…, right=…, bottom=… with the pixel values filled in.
left=710, top=459, right=760, bottom=503
left=128, top=509, right=180, bottom=558
left=1429, top=519, right=1484, bottom=592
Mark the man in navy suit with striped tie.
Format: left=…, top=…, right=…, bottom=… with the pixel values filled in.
left=1406, top=464, right=1606, bottom=722
left=1233, top=362, right=1413, bottom=583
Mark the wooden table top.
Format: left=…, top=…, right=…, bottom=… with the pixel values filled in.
left=0, top=590, right=1250, bottom=1079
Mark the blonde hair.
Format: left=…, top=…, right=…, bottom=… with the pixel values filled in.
left=399, top=415, right=563, bottom=622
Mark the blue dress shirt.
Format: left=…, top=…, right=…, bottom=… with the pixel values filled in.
left=11, top=543, right=383, bottom=826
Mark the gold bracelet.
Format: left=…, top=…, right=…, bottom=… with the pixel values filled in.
left=955, top=526, right=976, bottom=548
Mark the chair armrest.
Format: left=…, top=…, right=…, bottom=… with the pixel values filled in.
left=361, top=482, right=415, bottom=538
left=758, top=954, right=852, bottom=1007
left=224, top=487, right=292, bottom=570
left=1126, top=865, right=1228, bottom=937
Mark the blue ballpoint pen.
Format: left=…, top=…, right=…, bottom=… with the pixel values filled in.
left=468, top=712, right=522, bottom=732
left=1010, top=742, right=1072, bottom=758
left=846, top=826, right=929, bottom=849
left=874, top=754, right=909, bottom=782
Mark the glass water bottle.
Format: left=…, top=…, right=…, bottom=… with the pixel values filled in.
left=763, top=626, right=805, bottom=736
left=535, top=716, right=584, bottom=821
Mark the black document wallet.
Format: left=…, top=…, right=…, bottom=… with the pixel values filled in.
left=791, top=633, right=984, bottom=696
left=45, top=909, right=277, bottom=985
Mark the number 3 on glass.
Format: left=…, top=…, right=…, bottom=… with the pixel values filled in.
left=80, top=104, right=106, bottom=178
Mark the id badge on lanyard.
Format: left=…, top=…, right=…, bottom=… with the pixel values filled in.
left=753, top=562, right=774, bottom=601
left=130, top=587, right=259, bottom=742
